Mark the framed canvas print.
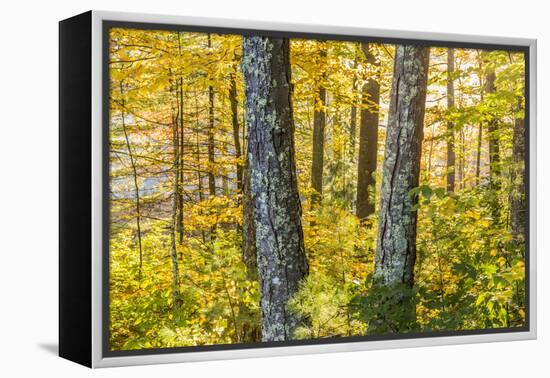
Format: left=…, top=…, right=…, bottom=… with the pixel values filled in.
left=59, top=10, right=537, bottom=368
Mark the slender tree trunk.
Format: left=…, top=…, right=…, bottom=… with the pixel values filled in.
left=446, top=48, right=456, bottom=192
left=427, top=123, right=435, bottom=179
left=475, top=123, right=482, bottom=185
left=459, top=129, right=465, bottom=189
left=475, top=56, right=484, bottom=186
left=372, top=45, right=430, bottom=333
left=170, top=110, right=181, bottom=312
left=242, top=36, right=309, bottom=342
left=229, top=63, right=244, bottom=192
left=194, top=92, right=206, bottom=244
left=207, top=34, right=216, bottom=198
left=311, top=44, right=327, bottom=206
left=349, top=52, right=358, bottom=154
left=485, top=69, right=501, bottom=221
left=510, top=99, right=526, bottom=242
left=356, top=43, right=381, bottom=222
left=119, top=83, right=143, bottom=278
left=485, top=70, right=500, bottom=190
left=176, top=33, right=185, bottom=245
left=208, top=89, right=216, bottom=197
left=207, top=34, right=217, bottom=239
left=177, top=77, right=185, bottom=244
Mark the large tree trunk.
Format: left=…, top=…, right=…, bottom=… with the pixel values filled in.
left=446, top=48, right=456, bottom=192
left=311, top=45, right=327, bottom=206
left=356, top=43, right=381, bottom=222
left=242, top=36, right=309, bottom=342
left=230, top=58, right=257, bottom=280
left=240, top=159, right=260, bottom=343
left=372, top=45, right=429, bottom=333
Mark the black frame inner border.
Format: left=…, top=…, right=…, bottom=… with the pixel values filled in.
left=102, top=19, right=531, bottom=358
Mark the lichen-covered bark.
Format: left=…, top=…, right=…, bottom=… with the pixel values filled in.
left=241, top=161, right=257, bottom=280
left=356, top=43, right=381, bottom=222
left=242, top=36, right=309, bottom=342
left=373, top=45, right=429, bottom=331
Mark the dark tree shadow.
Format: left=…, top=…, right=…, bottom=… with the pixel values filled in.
left=38, top=343, right=58, bottom=356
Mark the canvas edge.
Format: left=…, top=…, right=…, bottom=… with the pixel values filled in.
left=89, top=9, right=538, bottom=368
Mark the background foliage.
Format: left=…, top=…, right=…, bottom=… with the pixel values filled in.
left=108, top=28, right=526, bottom=350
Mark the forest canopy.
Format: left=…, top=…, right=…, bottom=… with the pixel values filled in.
left=108, top=26, right=527, bottom=350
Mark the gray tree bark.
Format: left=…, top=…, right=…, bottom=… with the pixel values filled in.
left=241, top=161, right=257, bottom=280
left=230, top=57, right=257, bottom=281
left=242, top=36, right=309, bottom=342
left=356, top=43, right=381, bottom=222
left=240, top=159, right=260, bottom=343
left=446, top=48, right=456, bottom=192
left=372, top=45, right=429, bottom=333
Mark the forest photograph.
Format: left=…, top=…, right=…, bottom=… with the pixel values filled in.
left=107, top=25, right=527, bottom=351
